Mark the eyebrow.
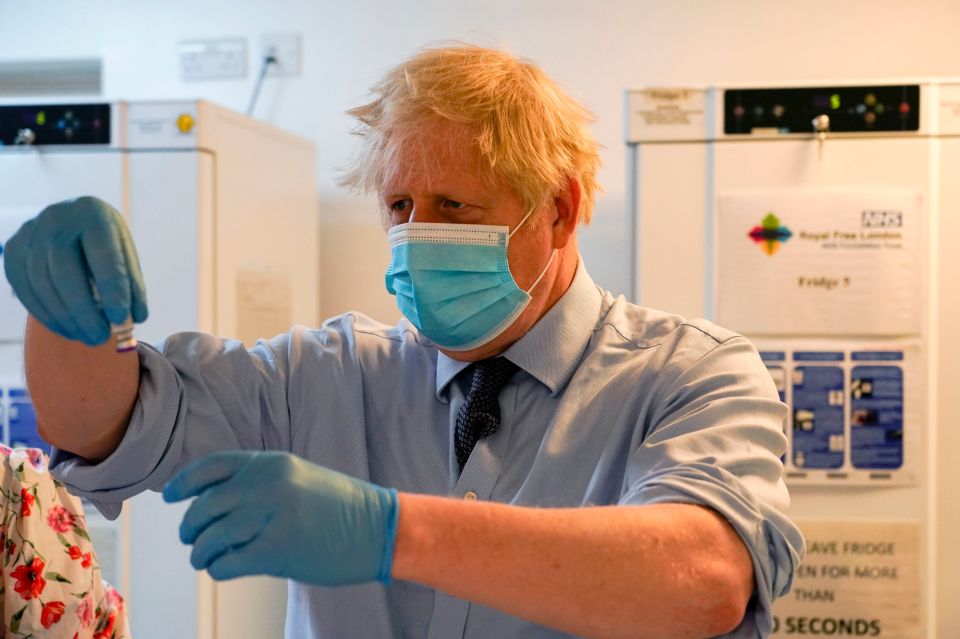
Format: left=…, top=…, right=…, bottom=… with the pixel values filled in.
left=382, top=191, right=489, bottom=205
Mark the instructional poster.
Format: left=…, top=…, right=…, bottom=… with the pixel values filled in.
left=772, top=520, right=922, bottom=638
left=715, top=189, right=923, bottom=336
left=753, top=339, right=920, bottom=486
left=791, top=353, right=846, bottom=470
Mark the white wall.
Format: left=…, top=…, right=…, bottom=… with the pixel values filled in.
left=2, top=1, right=959, bottom=635
left=4, top=0, right=960, bottom=320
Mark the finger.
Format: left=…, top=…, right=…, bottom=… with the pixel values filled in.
left=118, top=221, right=149, bottom=323
left=178, top=479, right=245, bottom=545
left=189, top=507, right=270, bottom=570
left=162, top=451, right=251, bottom=503
left=80, top=210, right=131, bottom=326
left=205, top=536, right=277, bottom=582
left=3, top=221, right=60, bottom=332
left=26, top=233, right=84, bottom=339
left=48, top=241, right=111, bottom=345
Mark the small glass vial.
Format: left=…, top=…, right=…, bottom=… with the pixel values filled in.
left=90, top=280, right=138, bottom=353
left=111, top=319, right=138, bottom=352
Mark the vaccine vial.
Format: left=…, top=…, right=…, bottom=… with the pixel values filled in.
left=90, top=280, right=137, bottom=353
left=112, top=319, right=137, bottom=352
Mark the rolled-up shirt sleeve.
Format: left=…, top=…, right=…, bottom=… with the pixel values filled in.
left=619, top=332, right=805, bottom=637
left=49, top=322, right=356, bottom=519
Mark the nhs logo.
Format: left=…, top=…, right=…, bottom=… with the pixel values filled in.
left=861, top=209, right=903, bottom=228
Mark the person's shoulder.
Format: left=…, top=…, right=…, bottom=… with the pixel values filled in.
left=288, top=311, right=436, bottom=355
left=593, top=293, right=760, bottom=385
left=598, top=292, right=741, bottom=352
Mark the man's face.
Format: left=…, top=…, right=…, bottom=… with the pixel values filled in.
left=380, top=121, right=558, bottom=361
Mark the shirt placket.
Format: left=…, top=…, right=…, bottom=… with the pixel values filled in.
left=426, top=382, right=518, bottom=639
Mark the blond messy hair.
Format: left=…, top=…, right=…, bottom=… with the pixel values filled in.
left=339, top=44, right=602, bottom=224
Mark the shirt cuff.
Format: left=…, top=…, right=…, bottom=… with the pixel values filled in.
left=49, top=342, right=186, bottom=519
left=619, top=462, right=804, bottom=637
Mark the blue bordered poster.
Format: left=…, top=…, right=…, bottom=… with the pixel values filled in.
left=755, top=340, right=919, bottom=486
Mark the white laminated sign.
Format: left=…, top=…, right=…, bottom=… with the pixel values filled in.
left=715, top=190, right=923, bottom=337
left=772, top=520, right=922, bottom=638
left=625, top=88, right=708, bottom=142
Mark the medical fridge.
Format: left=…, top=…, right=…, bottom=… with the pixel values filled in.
left=0, top=100, right=320, bottom=639
left=626, top=81, right=960, bottom=637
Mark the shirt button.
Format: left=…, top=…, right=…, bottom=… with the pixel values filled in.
left=464, top=491, right=478, bottom=501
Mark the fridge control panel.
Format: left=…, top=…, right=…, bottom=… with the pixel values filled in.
left=0, top=103, right=112, bottom=146
left=724, top=85, right=921, bottom=134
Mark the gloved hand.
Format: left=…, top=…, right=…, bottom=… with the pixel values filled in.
left=2, top=196, right=148, bottom=346
left=162, top=451, right=400, bottom=586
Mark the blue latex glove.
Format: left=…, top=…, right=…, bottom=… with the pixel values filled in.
left=162, top=451, right=400, bottom=585
left=2, top=196, right=148, bottom=346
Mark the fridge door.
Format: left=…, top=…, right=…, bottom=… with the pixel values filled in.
left=0, top=142, right=287, bottom=639
left=127, top=148, right=287, bottom=639
left=126, top=149, right=206, bottom=639
left=630, top=124, right=941, bottom=636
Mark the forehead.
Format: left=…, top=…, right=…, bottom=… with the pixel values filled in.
left=380, top=121, right=502, bottom=197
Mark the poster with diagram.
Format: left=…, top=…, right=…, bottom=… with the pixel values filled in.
left=751, top=338, right=921, bottom=486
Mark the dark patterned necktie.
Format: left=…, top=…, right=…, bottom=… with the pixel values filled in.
left=454, top=357, right=520, bottom=472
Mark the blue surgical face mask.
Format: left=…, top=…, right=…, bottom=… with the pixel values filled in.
left=385, top=208, right=556, bottom=351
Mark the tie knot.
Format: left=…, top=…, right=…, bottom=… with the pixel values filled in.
left=455, top=357, right=520, bottom=473
left=467, top=357, right=519, bottom=398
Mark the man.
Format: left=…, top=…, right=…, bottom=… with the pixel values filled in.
left=3, top=45, right=803, bottom=638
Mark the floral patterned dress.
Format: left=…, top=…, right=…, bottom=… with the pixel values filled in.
left=1, top=446, right=130, bottom=638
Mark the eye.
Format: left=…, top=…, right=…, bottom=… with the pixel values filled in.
left=442, top=199, right=466, bottom=210
left=389, top=199, right=411, bottom=213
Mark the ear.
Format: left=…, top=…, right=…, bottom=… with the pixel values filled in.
left=551, top=175, right=581, bottom=249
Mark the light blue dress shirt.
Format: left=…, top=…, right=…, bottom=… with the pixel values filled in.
left=51, top=262, right=804, bottom=638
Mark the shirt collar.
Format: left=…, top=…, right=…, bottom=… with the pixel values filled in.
left=435, top=258, right=601, bottom=401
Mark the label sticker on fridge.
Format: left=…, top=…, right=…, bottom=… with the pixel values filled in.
left=625, top=88, right=708, bottom=142
left=715, top=189, right=923, bottom=336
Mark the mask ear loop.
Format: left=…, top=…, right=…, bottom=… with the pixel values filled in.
left=508, top=207, right=538, bottom=239
left=508, top=207, right=556, bottom=294
left=525, top=249, right=557, bottom=294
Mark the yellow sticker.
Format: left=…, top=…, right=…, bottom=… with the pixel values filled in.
left=176, top=113, right=195, bottom=134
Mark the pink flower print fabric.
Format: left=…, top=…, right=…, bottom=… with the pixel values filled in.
left=1, top=446, right=131, bottom=638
